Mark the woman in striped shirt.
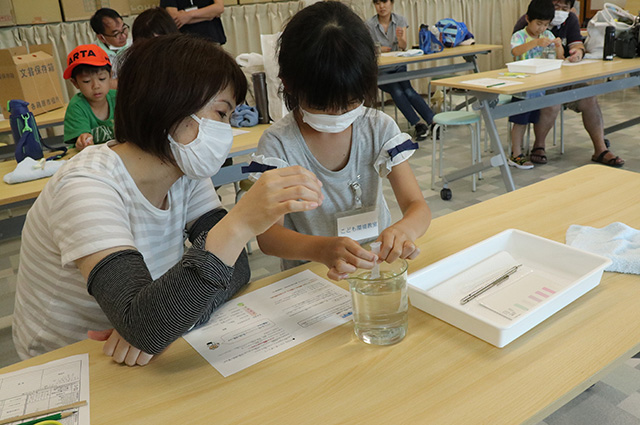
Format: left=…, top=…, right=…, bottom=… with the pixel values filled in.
left=12, top=34, right=323, bottom=365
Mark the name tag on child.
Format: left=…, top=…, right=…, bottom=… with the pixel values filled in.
left=336, top=209, right=379, bottom=241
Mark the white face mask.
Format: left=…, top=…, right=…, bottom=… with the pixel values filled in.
left=301, top=103, right=365, bottom=133
left=551, top=10, right=569, bottom=27
left=169, top=114, right=234, bottom=180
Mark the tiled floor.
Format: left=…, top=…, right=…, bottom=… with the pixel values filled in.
left=1, top=86, right=640, bottom=424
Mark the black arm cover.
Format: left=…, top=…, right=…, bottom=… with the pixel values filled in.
left=87, top=208, right=250, bottom=354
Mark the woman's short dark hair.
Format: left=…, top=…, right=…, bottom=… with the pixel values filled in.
left=278, top=1, right=378, bottom=111
left=132, top=7, right=178, bottom=41
left=527, top=0, right=555, bottom=22
left=115, top=34, right=247, bottom=163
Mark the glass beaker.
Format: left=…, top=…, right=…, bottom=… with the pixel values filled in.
left=347, top=259, right=409, bottom=345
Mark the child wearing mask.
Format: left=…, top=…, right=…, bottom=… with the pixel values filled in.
left=249, top=1, right=431, bottom=281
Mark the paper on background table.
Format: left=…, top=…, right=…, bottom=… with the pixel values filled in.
left=183, top=270, right=353, bottom=377
left=0, top=354, right=90, bottom=425
left=460, top=78, right=524, bottom=88
left=562, top=59, right=600, bottom=67
left=232, top=128, right=250, bottom=136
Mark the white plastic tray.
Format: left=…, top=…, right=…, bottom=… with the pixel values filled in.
left=506, top=58, right=563, bottom=74
left=408, top=229, right=611, bottom=347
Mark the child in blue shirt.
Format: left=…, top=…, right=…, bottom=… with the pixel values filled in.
left=508, top=0, right=563, bottom=169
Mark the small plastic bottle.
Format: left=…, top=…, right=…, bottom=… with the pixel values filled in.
left=543, top=45, right=556, bottom=59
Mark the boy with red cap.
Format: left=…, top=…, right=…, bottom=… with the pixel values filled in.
left=63, top=44, right=116, bottom=151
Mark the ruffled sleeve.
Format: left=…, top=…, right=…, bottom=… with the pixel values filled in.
left=244, top=154, right=290, bottom=181
left=373, top=132, right=418, bottom=177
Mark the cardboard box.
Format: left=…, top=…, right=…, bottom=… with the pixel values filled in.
left=128, top=0, right=159, bottom=15
left=12, top=0, right=62, bottom=25
left=0, top=0, right=15, bottom=27
left=0, top=44, right=65, bottom=119
left=60, top=0, right=130, bottom=22
left=223, top=0, right=238, bottom=5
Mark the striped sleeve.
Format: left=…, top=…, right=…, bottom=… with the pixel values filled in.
left=88, top=232, right=250, bottom=354
left=49, top=174, right=135, bottom=268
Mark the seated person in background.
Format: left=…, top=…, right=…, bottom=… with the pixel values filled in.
left=513, top=0, right=625, bottom=167
left=366, top=0, right=435, bottom=141
left=63, top=44, right=116, bottom=151
left=90, top=8, right=131, bottom=87
left=132, top=7, right=179, bottom=41
left=508, top=0, right=563, bottom=170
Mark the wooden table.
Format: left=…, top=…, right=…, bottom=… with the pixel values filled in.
left=377, top=44, right=502, bottom=85
left=431, top=57, right=640, bottom=198
left=0, top=105, right=67, bottom=134
left=3, top=164, right=639, bottom=425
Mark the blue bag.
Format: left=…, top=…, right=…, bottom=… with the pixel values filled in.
left=434, top=19, right=475, bottom=48
left=419, top=24, right=444, bottom=54
left=8, top=99, right=66, bottom=163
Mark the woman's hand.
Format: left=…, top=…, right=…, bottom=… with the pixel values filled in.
left=319, top=237, right=378, bottom=281
left=376, top=225, right=420, bottom=264
left=233, top=166, right=324, bottom=237
left=88, top=329, right=154, bottom=366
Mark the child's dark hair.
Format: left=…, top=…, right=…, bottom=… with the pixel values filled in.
left=71, top=64, right=112, bottom=80
left=115, top=34, right=247, bottom=164
left=278, top=1, right=378, bottom=111
left=373, top=0, right=393, bottom=4
left=526, top=0, right=555, bottom=22
left=132, top=7, right=179, bottom=41
left=90, top=8, right=122, bottom=35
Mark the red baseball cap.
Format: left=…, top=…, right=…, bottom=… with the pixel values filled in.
left=63, top=44, right=111, bottom=79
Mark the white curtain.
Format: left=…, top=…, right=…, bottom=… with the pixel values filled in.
left=0, top=0, right=529, bottom=100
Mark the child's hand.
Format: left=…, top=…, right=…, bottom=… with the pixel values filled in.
left=396, top=27, right=405, bottom=39
left=376, top=226, right=421, bottom=264
left=76, top=133, right=93, bottom=151
left=537, top=38, right=554, bottom=48
left=321, top=237, right=378, bottom=281
left=88, top=329, right=154, bottom=366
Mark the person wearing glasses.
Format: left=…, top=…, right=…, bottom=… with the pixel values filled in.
left=90, top=8, right=131, bottom=86
left=161, top=0, right=226, bottom=46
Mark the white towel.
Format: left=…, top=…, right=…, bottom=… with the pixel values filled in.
left=235, top=53, right=264, bottom=68
left=397, top=49, right=424, bottom=57
left=566, top=222, right=640, bottom=274
left=3, top=157, right=66, bottom=184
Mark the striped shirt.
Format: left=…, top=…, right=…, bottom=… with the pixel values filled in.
left=12, top=141, right=220, bottom=359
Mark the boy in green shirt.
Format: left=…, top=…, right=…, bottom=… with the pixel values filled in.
left=63, top=44, right=117, bottom=151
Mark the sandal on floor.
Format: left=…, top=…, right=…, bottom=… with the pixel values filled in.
left=529, top=147, right=547, bottom=164
left=592, top=150, right=625, bottom=168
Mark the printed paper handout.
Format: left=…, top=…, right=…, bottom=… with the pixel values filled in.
left=183, top=270, right=353, bottom=377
